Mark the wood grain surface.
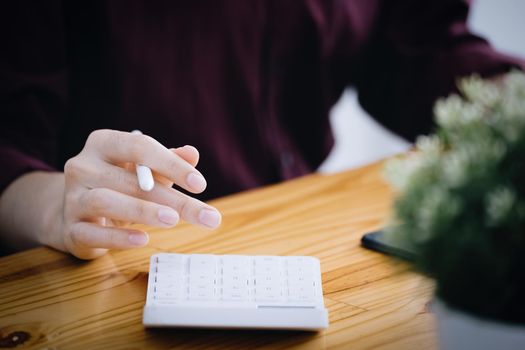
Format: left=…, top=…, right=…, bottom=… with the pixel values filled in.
left=0, top=160, right=436, bottom=349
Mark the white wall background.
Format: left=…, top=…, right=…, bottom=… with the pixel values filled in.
left=319, top=0, right=525, bottom=173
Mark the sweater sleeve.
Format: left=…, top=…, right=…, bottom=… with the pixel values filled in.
left=353, top=0, right=525, bottom=140
left=0, top=0, right=67, bottom=195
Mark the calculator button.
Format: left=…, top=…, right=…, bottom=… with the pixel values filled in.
left=222, top=286, right=249, bottom=301
left=255, top=266, right=280, bottom=276
left=222, top=274, right=248, bottom=285
left=286, top=256, right=315, bottom=266
left=255, top=285, right=282, bottom=301
left=255, top=285, right=281, bottom=294
left=189, top=285, right=216, bottom=300
left=155, top=290, right=183, bottom=300
left=255, top=274, right=280, bottom=286
left=222, top=265, right=250, bottom=276
left=255, top=256, right=279, bottom=263
left=255, top=257, right=280, bottom=268
left=221, top=256, right=251, bottom=266
left=288, top=275, right=314, bottom=286
left=222, top=283, right=248, bottom=293
left=288, top=286, right=315, bottom=302
left=190, top=255, right=216, bottom=268
left=286, top=266, right=312, bottom=276
left=222, top=294, right=249, bottom=301
left=155, top=273, right=184, bottom=284
left=155, top=281, right=183, bottom=290
left=189, top=270, right=216, bottom=283
left=255, top=293, right=281, bottom=302
left=157, top=254, right=184, bottom=264
left=156, top=262, right=185, bottom=273
left=189, top=274, right=215, bottom=285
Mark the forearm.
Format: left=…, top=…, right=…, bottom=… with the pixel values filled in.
left=0, top=171, right=65, bottom=252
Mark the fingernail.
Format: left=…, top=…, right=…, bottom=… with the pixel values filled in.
left=187, top=172, right=207, bottom=192
left=158, top=208, right=179, bottom=226
left=128, top=233, right=149, bottom=246
left=198, top=209, right=221, bottom=228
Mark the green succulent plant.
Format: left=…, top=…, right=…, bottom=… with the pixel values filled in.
left=384, top=70, right=525, bottom=325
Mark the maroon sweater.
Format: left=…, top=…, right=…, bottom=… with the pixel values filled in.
left=1, top=0, right=522, bottom=200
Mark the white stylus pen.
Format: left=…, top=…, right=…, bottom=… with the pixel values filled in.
left=131, top=130, right=155, bottom=191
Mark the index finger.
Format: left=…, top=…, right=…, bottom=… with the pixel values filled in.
left=86, top=129, right=207, bottom=193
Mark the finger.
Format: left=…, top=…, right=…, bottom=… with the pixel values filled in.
left=118, top=147, right=198, bottom=187
left=163, top=188, right=222, bottom=229
left=70, top=222, right=149, bottom=249
left=85, top=130, right=206, bottom=193
left=173, top=145, right=199, bottom=167
left=78, top=187, right=180, bottom=227
left=153, top=146, right=200, bottom=187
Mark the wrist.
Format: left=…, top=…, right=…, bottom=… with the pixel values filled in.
left=0, top=171, right=66, bottom=252
left=36, top=172, right=67, bottom=251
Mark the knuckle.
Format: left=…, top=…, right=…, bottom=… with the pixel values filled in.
left=86, top=129, right=102, bottom=146
left=63, top=157, right=75, bottom=174
left=129, top=142, right=142, bottom=161
left=69, top=223, right=86, bottom=247
left=86, top=129, right=110, bottom=145
left=107, top=229, right=123, bottom=248
left=84, top=188, right=111, bottom=214
left=120, top=170, right=135, bottom=189
left=129, top=134, right=150, bottom=161
left=64, top=157, right=83, bottom=179
left=121, top=168, right=137, bottom=186
left=112, top=130, right=127, bottom=153
left=86, top=129, right=123, bottom=158
left=133, top=200, right=147, bottom=218
left=99, top=166, right=120, bottom=185
left=64, top=190, right=80, bottom=210
left=129, top=180, right=145, bottom=198
left=167, top=158, right=184, bottom=179
left=178, top=197, right=195, bottom=222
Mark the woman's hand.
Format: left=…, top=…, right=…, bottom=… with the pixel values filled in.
left=0, top=129, right=221, bottom=259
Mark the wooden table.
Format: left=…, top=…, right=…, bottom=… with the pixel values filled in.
left=0, top=160, right=436, bottom=349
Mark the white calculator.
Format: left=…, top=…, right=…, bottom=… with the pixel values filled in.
left=143, top=253, right=329, bottom=330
